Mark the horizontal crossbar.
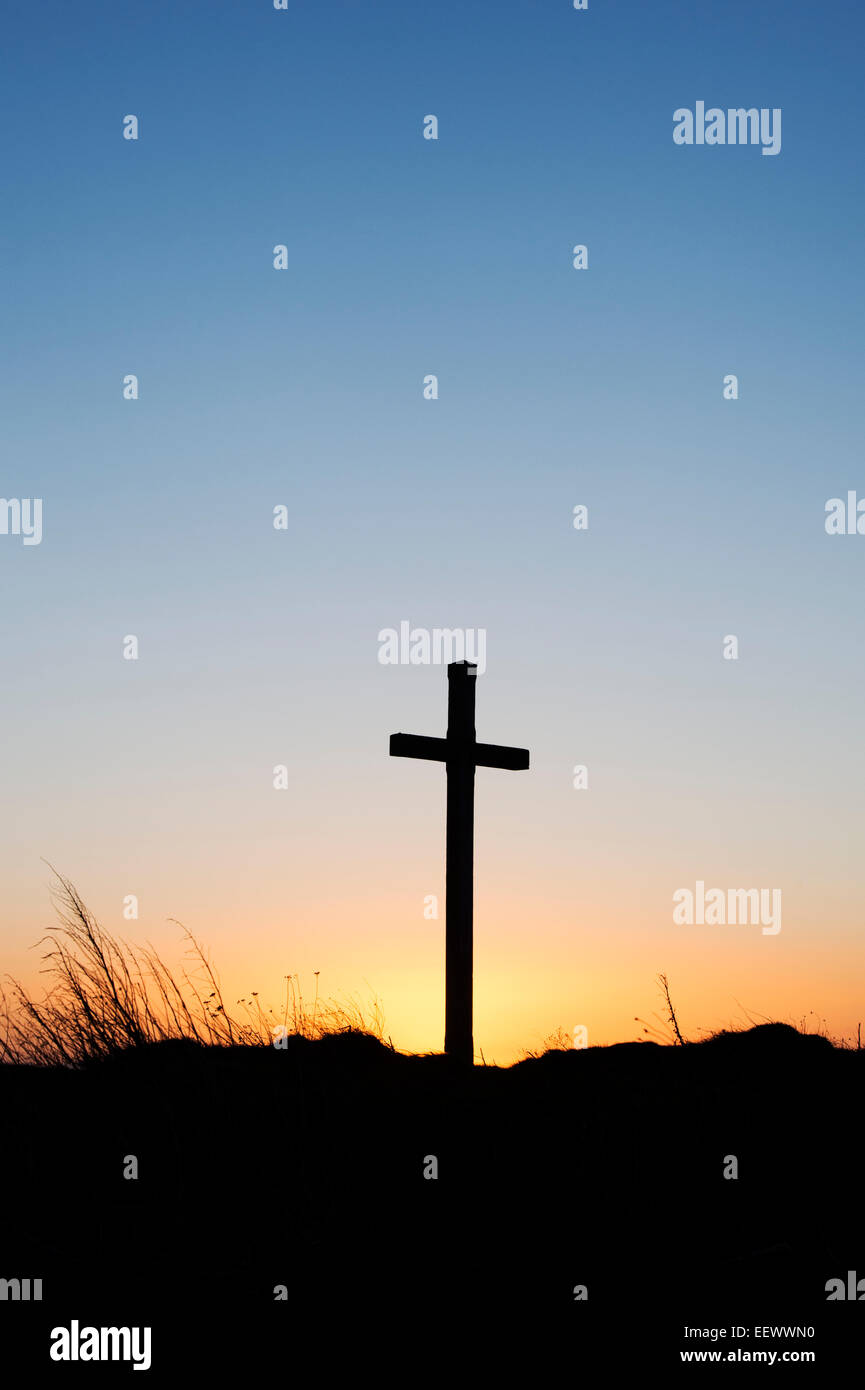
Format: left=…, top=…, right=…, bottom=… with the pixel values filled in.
left=389, top=733, right=447, bottom=762
left=475, top=742, right=530, bottom=771
left=389, top=732, right=529, bottom=771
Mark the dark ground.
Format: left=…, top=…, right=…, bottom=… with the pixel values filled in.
left=1, top=1022, right=861, bottom=1377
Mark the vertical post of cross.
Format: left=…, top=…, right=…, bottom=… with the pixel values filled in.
left=445, top=660, right=477, bottom=1065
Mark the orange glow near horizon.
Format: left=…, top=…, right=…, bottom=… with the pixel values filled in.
left=3, top=871, right=862, bottom=1066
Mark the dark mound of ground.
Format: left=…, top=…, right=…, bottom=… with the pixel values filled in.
left=1, top=1025, right=861, bottom=1374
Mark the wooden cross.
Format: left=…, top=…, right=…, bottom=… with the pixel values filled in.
left=390, top=661, right=530, bottom=1065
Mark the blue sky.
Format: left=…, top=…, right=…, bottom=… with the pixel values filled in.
left=1, top=1, right=864, bottom=1058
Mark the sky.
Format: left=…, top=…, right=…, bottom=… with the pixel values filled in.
left=1, top=0, right=864, bottom=1063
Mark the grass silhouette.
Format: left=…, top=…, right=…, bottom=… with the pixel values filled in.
left=1, top=872, right=385, bottom=1066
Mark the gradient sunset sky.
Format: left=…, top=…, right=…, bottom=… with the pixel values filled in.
left=2, top=0, right=864, bottom=1062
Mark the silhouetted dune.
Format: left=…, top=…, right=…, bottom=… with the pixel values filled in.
left=1, top=1024, right=861, bottom=1373
left=699, top=1020, right=835, bottom=1052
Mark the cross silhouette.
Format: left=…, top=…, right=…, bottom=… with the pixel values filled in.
left=390, top=661, right=530, bottom=1064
